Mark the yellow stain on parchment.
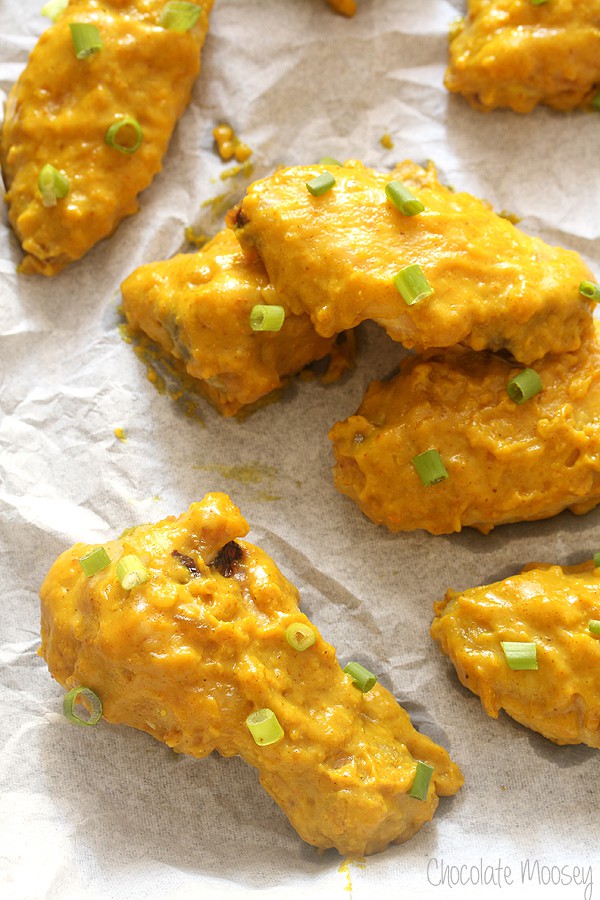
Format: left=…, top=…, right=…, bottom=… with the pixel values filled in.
left=338, top=857, right=366, bottom=895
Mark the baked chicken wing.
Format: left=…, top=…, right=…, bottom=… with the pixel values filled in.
left=431, top=560, right=600, bottom=747
left=446, top=0, right=600, bottom=113
left=39, top=493, right=463, bottom=855
left=330, top=326, right=600, bottom=535
left=1, top=0, right=212, bottom=275
left=229, top=160, right=594, bottom=364
left=121, top=228, right=352, bottom=416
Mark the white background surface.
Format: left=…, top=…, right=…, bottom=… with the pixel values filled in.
left=1, top=1, right=600, bottom=898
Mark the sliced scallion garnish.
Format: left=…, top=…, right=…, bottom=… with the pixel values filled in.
left=589, top=620, right=600, bottom=635
left=385, top=180, right=424, bottom=217
left=318, top=156, right=341, bottom=166
left=246, top=708, right=284, bottom=746
left=394, top=264, right=433, bottom=305
left=529, top=0, right=548, bottom=5
left=501, top=641, right=538, bottom=670
left=412, top=449, right=448, bottom=486
left=285, top=622, right=316, bottom=651
left=343, top=661, right=377, bottom=692
left=506, top=368, right=542, bottom=404
left=105, top=117, right=143, bottom=154
left=409, top=760, right=434, bottom=801
left=249, top=304, right=285, bottom=332
left=78, top=546, right=110, bottom=577
left=116, top=554, right=149, bottom=590
left=38, top=164, right=69, bottom=208
left=306, top=172, right=336, bottom=197
left=63, top=686, right=103, bottom=726
left=158, top=1, right=201, bottom=32
left=593, top=552, right=600, bottom=567
left=592, top=94, right=600, bottom=112
left=41, top=0, right=68, bottom=20
left=579, top=281, right=600, bottom=302
left=69, top=22, right=103, bottom=59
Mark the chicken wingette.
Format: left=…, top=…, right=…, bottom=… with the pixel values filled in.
left=39, top=493, right=463, bottom=855
left=446, top=0, right=600, bottom=113
left=121, top=229, right=351, bottom=416
left=431, top=559, right=600, bottom=748
left=329, top=325, right=600, bottom=535
left=1, top=0, right=212, bottom=275
left=228, top=160, right=594, bottom=364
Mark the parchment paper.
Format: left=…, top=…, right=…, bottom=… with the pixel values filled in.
left=1, top=1, right=600, bottom=898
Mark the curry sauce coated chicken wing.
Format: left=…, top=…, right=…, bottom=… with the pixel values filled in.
left=229, top=160, right=594, bottom=364
left=431, top=560, right=600, bottom=748
left=39, top=493, right=463, bottom=855
left=446, top=0, right=600, bottom=113
left=121, top=228, right=352, bottom=416
left=330, top=325, right=600, bottom=535
left=1, top=0, right=212, bottom=275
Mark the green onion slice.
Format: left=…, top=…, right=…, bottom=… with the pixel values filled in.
left=69, top=23, right=103, bottom=58
left=394, top=264, right=433, bottom=305
left=158, top=1, right=201, bottom=32
left=589, top=620, right=600, bottom=635
left=306, top=171, right=336, bottom=197
left=246, top=708, right=284, bottom=746
left=78, top=546, right=110, bottom=577
left=105, top=117, right=143, bottom=154
left=579, top=281, right=600, bottom=302
left=343, top=661, right=377, bottom=692
left=501, top=641, right=538, bottom=670
left=38, top=164, right=69, bottom=208
left=385, top=180, right=424, bottom=217
left=318, top=156, right=342, bottom=166
left=249, top=304, right=285, bottom=332
left=63, top=686, right=103, bottom=726
left=506, top=368, right=542, bottom=404
left=529, top=0, right=548, bottom=5
left=592, top=94, right=600, bottom=112
left=285, top=622, right=316, bottom=651
left=412, top=449, right=448, bottom=486
left=593, top=552, right=600, bottom=567
left=409, top=760, right=434, bottom=801
left=41, top=0, right=68, bottom=20
left=116, top=554, right=149, bottom=590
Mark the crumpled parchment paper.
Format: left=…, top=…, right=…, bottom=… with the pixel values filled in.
left=1, top=1, right=599, bottom=898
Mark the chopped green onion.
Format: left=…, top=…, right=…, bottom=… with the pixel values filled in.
left=385, top=180, right=424, bottom=217
left=63, top=686, right=103, bottom=726
left=116, top=554, right=149, bottom=590
left=158, top=1, right=201, bottom=32
left=105, top=117, right=143, bottom=155
left=409, top=760, right=434, bottom=801
left=318, top=156, right=342, bottom=166
left=588, top=619, right=600, bottom=635
left=246, top=708, right=284, bottom=746
left=529, top=0, right=548, bottom=5
left=579, top=281, right=600, bottom=302
left=506, top=368, right=542, bottom=404
left=38, top=164, right=69, bottom=208
left=249, top=304, right=285, bottom=332
left=501, top=641, right=538, bottom=670
left=69, top=23, right=103, bottom=59
left=594, top=552, right=600, bottom=567
left=285, top=622, right=316, bottom=651
left=41, top=0, right=68, bottom=20
left=343, top=661, right=377, bottom=693
left=592, top=94, right=600, bottom=112
left=394, top=264, right=433, bottom=305
left=78, top=546, right=111, bottom=577
left=412, top=449, right=448, bottom=486
left=306, top=172, right=336, bottom=197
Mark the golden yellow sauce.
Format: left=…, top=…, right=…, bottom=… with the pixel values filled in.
left=327, top=0, right=356, bottom=15
left=212, top=123, right=252, bottom=164
left=39, top=493, right=463, bottom=855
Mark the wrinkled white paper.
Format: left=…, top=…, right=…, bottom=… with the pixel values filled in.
left=1, top=1, right=599, bottom=898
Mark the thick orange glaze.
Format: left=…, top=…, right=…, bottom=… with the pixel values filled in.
left=432, top=560, right=600, bottom=747
left=446, top=0, right=600, bottom=113
left=1, top=0, right=212, bottom=275
left=330, top=325, right=600, bottom=535
left=230, top=160, right=594, bottom=363
left=121, top=229, right=351, bottom=416
left=39, top=494, right=463, bottom=855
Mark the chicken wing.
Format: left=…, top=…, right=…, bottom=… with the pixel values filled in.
left=446, top=0, right=600, bottom=113
left=431, top=559, right=600, bottom=747
left=121, top=228, right=352, bottom=416
left=1, top=0, right=212, bottom=275
left=228, top=160, right=594, bottom=364
left=39, top=493, right=463, bottom=855
left=330, top=325, right=600, bottom=535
